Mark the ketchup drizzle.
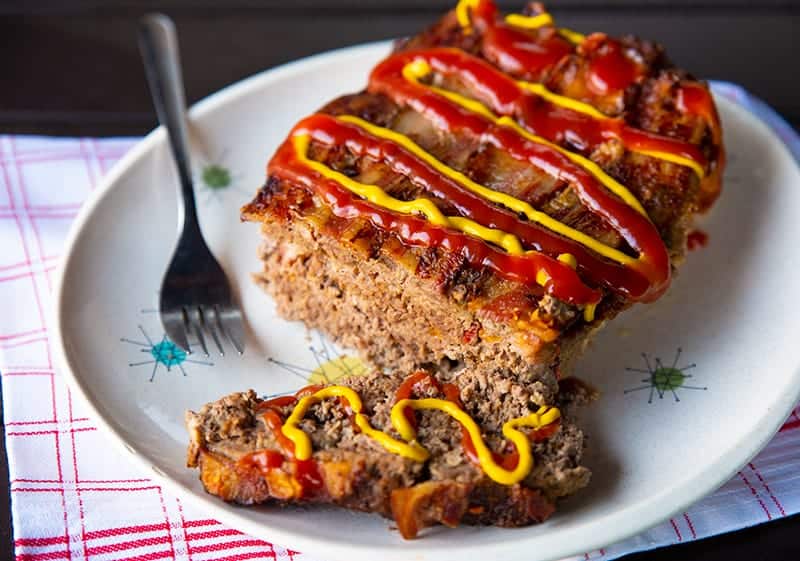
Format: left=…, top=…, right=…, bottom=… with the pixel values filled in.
left=394, top=371, right=543, bottom=472
left=265, top=1, right=721, bottom=308
left=241, top=389, right=326, bottom=498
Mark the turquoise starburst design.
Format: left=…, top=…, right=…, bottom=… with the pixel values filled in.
left=624, top=348, right=707, bottom=403
left=149, top=338, right=187, bottom=367
left=122, top=325, right=213, bottom=382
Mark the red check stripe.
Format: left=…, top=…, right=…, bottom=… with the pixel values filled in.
left=0, top=336, right=49, bottom=350
left=6, top=418, right=90, bottom=426
left=183, top=519, right=222, bottom=528
left=217, top=552, right=277, bottom=561
left=186, top=528, right=242, bottom=541
left=13, top=486, right=161, bottom=493
left=683, top=513, right=697, bottom=539
left=189, top=540, right=272, bottom=555
left=118, top=550, right=174, bottom=561
left=669, top=518, right=682, bottom=542
left=15, top=536, right=69, bottom=547
left=0, top=328, right=47, bottom=342
left=16, top=551, right=71, bottom=561
left=84, top=522, right=170, bottom=540
left=86, top=535, right=172, bottom=556
left=749, top=462, right=786, bottom=517
left=738, top=471, right=772, bottom=520
left=7, top=427, right=95, bottom=437
left=780, top=418, right=800, bottom=432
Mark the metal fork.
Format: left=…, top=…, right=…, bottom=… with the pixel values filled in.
left=139, top=14, right=245, bottom=355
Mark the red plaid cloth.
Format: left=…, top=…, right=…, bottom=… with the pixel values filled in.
left=0, top=136, right=300, bottom=561
left=1, top=82, right=799, bottom=560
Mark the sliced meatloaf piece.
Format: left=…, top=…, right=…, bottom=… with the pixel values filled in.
left=186, top=369, right=591, bottom=538
left=242, top=0, right=723, bottom=391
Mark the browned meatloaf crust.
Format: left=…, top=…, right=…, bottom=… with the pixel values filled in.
left=187, top=369, right=592, bottom=539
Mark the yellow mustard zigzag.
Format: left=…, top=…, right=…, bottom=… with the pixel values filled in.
left=452, top=1, right=705, bottom=179
left=456, top=0, right=586, bottom=43
left=281, top=385, right=561, bottom=486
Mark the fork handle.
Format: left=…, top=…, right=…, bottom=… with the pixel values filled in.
left=139, top=14, right=200, bottom=232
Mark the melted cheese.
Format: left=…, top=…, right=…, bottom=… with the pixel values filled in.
left=281, top=385, right=561, bottom=486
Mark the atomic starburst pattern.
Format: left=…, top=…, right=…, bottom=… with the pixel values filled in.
left=624, top=347, right=707, bottom=403
left=122, top=325, right=213, bottom=382
left=267, top=333, right=368, bottom=390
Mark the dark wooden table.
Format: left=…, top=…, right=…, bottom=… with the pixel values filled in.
left=2, top=1, right=799, bottom=559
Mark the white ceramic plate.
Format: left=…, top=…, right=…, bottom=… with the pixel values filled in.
left=53, top=41, right=800, bottom=561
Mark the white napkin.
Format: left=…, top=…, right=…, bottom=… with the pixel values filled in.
left=1, top=82, right=798, bottom=560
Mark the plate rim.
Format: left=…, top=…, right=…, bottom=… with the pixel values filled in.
left=51, top=40, right=800, bottom=561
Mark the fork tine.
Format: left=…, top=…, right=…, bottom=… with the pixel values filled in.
left=162, top=310, right=190, bottom=353
left=145, top=15, right=246, bottom=360
left=188, top=307, right=209, bottom=356
left=201, top=307, right=225, bottom=356
left=216, top=305, right=245, bottom=355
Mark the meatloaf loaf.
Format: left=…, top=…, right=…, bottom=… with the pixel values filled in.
left=242, top=0, right=723, bottom=394
left=189, top=0, right=724, bottom=536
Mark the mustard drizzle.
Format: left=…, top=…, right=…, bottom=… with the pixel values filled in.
left=503, top=12, right=586, bottom=44
left=453, top=0, right=706, bottom=179
left=516, top=81, right=608, bottom=119
left=516, top=82, right=706, bottom=179
left=293, top=132, right=532, bottom=258
left=456, top=0, right=586, bottom=44
left=554, top=252, right=597, bottom=320
left=401, top=60, right=649, bottom=221
left=406, top=58, right=705, bottom=182
left=290, top=3, right=706, bottom=323
left=281, top=385, right=561, bottom=486
left=295, top=117, right=603, bottom=319
left=337, top=114, right=638, bottom=266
